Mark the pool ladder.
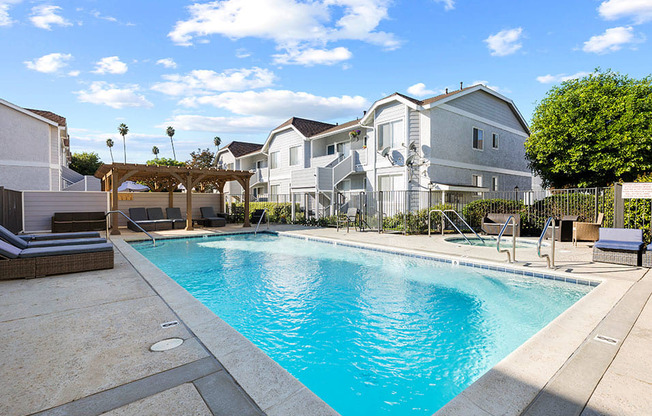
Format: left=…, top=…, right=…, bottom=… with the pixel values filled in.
left=428, top=209, right=485, bottom=245
left=537, top=217, right=556, bottom=269
left=496, top=215, right=516, bottom=262
left=254, top=208, right=269, bottom=235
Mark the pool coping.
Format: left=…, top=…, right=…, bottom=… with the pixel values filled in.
left=116, top=231, right=633, bottom=416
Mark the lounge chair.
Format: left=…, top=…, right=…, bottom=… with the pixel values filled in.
left=199, top=207, right=226, bottom=227
left=592, top=228, right=644, bottom=266
left=127, top=208, right=159, bottom=232
left=573, top=213, right=604, bottom=245
left=0, top=239, right=114, bottom=279
left=0, top=224, right=106, bottom=249
left=165, top=207, right=187, bottom=229
left=146, top=208, right=174, bottom=230
left=19, top=231, right=101, bottom=241
left=481, top=213, right=521, bottom=237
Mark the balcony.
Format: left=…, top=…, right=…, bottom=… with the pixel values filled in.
left=250, top=168, right=268, bottom=186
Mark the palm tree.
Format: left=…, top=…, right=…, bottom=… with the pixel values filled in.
left=213, top=136, right=221, bottom=166
left=152, top=146, right=159, bottom=161
left=166, top=126, right=176, bottom=160
left=106, top=138, right=114, bottom=163
left=118, top=123, right=129, bottom=163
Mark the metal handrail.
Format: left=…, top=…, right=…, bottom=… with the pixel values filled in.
left=497, top=215, right=516, bottom=262
left=538, top=217, right=556, bottom=268
left=254, top=208, right=269, bottom=235
left=444, top=210, right=485, bottom=243
left=428, top=209, right=473, bottom=245
left=105, top=210, right=156, bottom=246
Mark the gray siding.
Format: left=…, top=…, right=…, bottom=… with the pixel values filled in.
left=23, top=191, right=108, bottom=232
left=408, top=109, right=420, bottom=145
left=446, top=90, right=526, bottom=132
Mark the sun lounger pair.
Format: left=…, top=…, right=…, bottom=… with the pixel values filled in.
left=0, top=224, right=106, bottom=249
left=128, top=208, right=186, bottom=231
left=0, top=226, right=114, bottom=279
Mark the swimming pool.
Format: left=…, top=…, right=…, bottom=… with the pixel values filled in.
left=133, top=233, right=592, bottom=416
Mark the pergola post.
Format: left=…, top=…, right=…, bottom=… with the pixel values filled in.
left=168, top=186, right=174, bottom=208
left=243, top=177, right=251, bottom=227
left=216, top=181, right=225, bottom=214
left=110, top=169, right=121, bottom=235
left=185, top=174, right=193, bottom=231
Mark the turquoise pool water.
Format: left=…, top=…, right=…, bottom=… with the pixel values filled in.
left=133, top=234, right=591, bottom=416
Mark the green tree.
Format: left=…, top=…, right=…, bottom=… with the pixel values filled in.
left=145, top=157, right=185, bottom=167
left=166, top=126, right=177, bottom=161
left=70, top=152, right=103, bottom=176
left=118, top=123, right=129, bottom=163
left=187, top=148, right=216, bottom=169
left=152, top=146, right=160, bottom=160
left=525, top=69, right=652, bottom=188
left=106, top=138, right=114, bottom=163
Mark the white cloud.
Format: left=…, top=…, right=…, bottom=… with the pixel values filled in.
left=536, top=71, right=591, bottom=84
left=151, top=67, right=275, bottom=96
left=434, top=0, right=455, bottom=11
left=471, top=80, right=505, bottom=93
left=599, top=0, right=652, bottom=24
left=273, top=47, right=352, bottom=66
left=91, top=10, right=117, bottom=22
left=75, top=81, right=153, bottom=109
left=156, top=114, right=280, bottom=133
left=0, top=0, right=22, bottom=27
left=179, top=89, right=369, bottom=120
left=24, top=53, right=72, bottom=73
left=68, top=70, right=80, bottom=77
left=168, top=0, right=399, bottom=54
left=30, top=5, right=72, bottom=30
left=156, top=58, right=177, bottom=68
left=484, top=27, right=524, bottom=56
left=407, top=83, right=440, bottom=97
left=92, top=56, right=128, bottom=74
left=236, top=48, right=251, bottom=58
left=582, top=26, right=643, bottom=53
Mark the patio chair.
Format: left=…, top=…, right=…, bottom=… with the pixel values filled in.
left=0, top=239, right=114, bottom=279
left=127, top=208, right=158, bottom=232
left=165, top=207, right=187, bottom=229
left=146, top=208, right=173, bottom=231
left=199, top=207, right=226, bottom=227
left=573, top=213, right=604, bottom=245
left=592, top=228, right=644, bottom=266
left=0, top=224, right=106, bottom=249
left=337, top=208, right=359, bottom=232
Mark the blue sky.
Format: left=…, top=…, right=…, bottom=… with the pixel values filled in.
left=1, top=0, right=651, bottom=164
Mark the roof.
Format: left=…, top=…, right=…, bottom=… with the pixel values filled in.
left=223, top=141, right=263, bottom=158
left=309, top=119, right=360, bottom=138
left=24, top=109, right=67, bottom=126
left=273, top=117, right=335, bottom=138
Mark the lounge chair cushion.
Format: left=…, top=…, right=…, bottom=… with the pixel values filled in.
left=200, top=207, right=221, bottom=218
left=594, top=228, right=644, bottom=251
left=21, top=231, right=101, bottom=241
left=18, top=242, right=114, bottom=258
left=129, top=208, right=149, bottom=221
left=166, top=207, right=183, bottom=220
left=147, top=208, right=166, bottom=220
left=0, top=240, right=22, bottom=259
left=26, top=237, right=107, bottom=248
left=0, top=225, right=29, bottom=249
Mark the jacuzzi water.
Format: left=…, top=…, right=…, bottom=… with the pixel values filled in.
left=444, top=236, right=543, bottom=248
left=132, top=233, right=591, bottom=416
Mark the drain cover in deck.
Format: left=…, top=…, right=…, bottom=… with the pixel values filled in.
left=150, top=338, right=184, bottom=352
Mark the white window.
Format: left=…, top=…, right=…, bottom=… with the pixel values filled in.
left=473, top=128, right=483, bottom=150
left=492, top=176, right=498, bottom=191
left=270, top=151, right=279, bottom=169
left=271, top=185, right=280, bottom=195
left=492, top=133, right=499, bottom=149
left=339, top=179, right=351, bottom=192
left=472, top=174, right=483, bottom=187
left=378, top=120, right=404, bottom=150
left=378, top=174, right=403, bottom=192
left=289, top=146, right=300, bottom=166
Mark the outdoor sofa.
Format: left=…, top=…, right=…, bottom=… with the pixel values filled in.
left=127, top=208, right=172, bottom=232
left=52, top=212, right=106, bottom=233
left=481, top=213, right=521, bottom=237
left=592, top=228, right=644, bottom=266
left=0, top=225, right=106, bottom=249
left=0, top=239, right=114, bottom=279
left=165, top=207, right=187, bottom=229
left=199, top=207, right=226, bottom=227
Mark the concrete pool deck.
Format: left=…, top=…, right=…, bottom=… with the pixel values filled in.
left=1, top=224, right=650, bottom=415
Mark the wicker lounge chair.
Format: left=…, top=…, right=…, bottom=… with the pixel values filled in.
left=642, top=244, right=652, bottom=268
left=146, top=208, right=174, bottom=230
left=165, top=207, right=187, bottom=229
left=0, top=239, right=114, bottom=280
left=592, top=228, right=644, bottom=266
left=1, top=225, right=106, bottom=249
left=199, top=207, right=226, bottom=227
left=481, top=213, right=521, bottom=237
left=573, top=213, right=604, bottom=245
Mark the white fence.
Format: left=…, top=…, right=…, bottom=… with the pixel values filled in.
left=114, top=193, right=220, bottom=226
left=23, top=191, right=109, bottom=233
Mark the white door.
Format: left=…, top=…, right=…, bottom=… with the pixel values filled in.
left=337, top=142, right=351, bottom=157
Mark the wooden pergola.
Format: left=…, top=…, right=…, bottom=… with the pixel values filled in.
left=95, top=163, right=253, bottom=235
